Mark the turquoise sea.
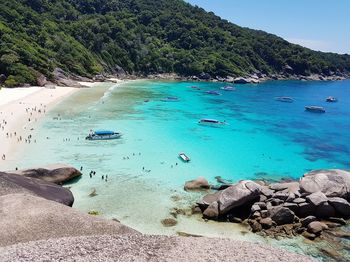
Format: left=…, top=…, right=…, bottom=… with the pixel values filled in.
left=3, top=79, right=350, bottom=259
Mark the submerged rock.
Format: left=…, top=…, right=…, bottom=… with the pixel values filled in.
left=184, top=177, right=210, bottom=191
left=307, top=221, right=328, bottom=234
left=161, top=218, right=178, bottom=227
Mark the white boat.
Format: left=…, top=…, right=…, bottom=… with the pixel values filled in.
left=305, top=106, right=326, bottom=113
left=198, top=118, right=226, bottom=126
left=179, top=152, right=190, bottom=162
left=161, top=96, right=179, bottom=102
left=326, top=96, right=338, bottom=102
left=220, top=86, right=236, bottom=91
left=86, top=130, right=122, bottom=140
left=275, top=96, right=294, bottom=103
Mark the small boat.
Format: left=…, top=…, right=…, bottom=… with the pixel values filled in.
left=205, top=90, right=221, bottom=95
left=179, top=152, right=190, bottom=162
left=220, top=86, right=236, bottom=91
left=326, top=96, right=338, bottom=102
left=161, top=96, right=179, bottom=102
left=190, top=86, right=201, bottom=90
left=275, top=96, right=294, bottom=103
left=198, top=118, right=226, bottom=126
left=86, top=130, right=122, bottom=140
left=305, top=106, right=326, bottom=113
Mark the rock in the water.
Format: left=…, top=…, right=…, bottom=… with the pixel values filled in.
left=203, top=201, right=219, bottom=219
left=197, top=191, right=221, bottom=211
left=161, top=218, right=178, bottom=227
left=300, top=169, right=350, bottom=198
left=307, top=221, right=328, bottom=234
left=328, top=197, right=350, bottom=217
left=269, top=206, right=295, bottom=225
left=9, top=164, right=82, bottom=185
left=218, top=180, right=261, bottom=215
left=301, top=216, right=317, bottom=227
left=0, top=172, right=74, bottom=206
left=306, top=191, right=328, bottom=207
left=302, top=231, right=317, bottom=240
left=184, top=177, right=210, bottom=191
left=328, top=217, right=346, bottom=225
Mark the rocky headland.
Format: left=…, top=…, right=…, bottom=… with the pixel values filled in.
left=187, top=169, right=350, bottom=260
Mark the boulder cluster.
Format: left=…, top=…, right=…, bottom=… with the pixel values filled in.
left=191, top=169, right=350, bottom=240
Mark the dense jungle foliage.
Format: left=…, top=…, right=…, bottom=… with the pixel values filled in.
left=0, top=0, right=350, bottom=86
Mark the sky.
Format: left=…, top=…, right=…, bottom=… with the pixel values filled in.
left=185, top=0, right=350, bottom=55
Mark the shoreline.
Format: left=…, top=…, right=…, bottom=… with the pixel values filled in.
left=0, top=86, right=81, bottom=164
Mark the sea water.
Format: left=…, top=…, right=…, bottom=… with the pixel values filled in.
left=3, top=80, right=350, bottom=258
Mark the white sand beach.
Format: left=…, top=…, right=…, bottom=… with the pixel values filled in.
left=0, top=86, right=80, bottom=164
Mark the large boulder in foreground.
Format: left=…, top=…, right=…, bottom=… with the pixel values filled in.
left=218, top=180, right=261, bottom=215
left=0, top=172, right=74, bottom=206
left=0, top=194, right=136, bottom=247
left=300, top=169, right=350, bottom=198
left=184, top=177, right=210, bottom=191
left=9, top=164, right=82, bottom=184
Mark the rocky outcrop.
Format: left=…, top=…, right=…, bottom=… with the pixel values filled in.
left=36, top=73, right=47, bottom=86
left=0, top=172, right=74, bottom=206
left=300, top=169, right=350, bottom=198
left=184, top=177, right=210, bottom=191
left=53, top=68, right=83, bottom=87
left=9, top=164, right=82, bottom=185
left=192, top=169, right=350, bottom=242
left=0, top=194, right=136, bottom=247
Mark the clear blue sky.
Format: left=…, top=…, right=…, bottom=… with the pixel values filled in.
left=185, top=0, right=350, bottom=54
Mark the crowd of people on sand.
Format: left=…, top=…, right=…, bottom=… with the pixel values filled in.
left=0, top=102, right=48, bottom=161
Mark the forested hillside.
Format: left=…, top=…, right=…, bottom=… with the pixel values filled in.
left=0, top=0, right=349, bottom=86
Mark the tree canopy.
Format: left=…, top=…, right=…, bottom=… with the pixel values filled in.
left=0, top=0, right=349, bottom=86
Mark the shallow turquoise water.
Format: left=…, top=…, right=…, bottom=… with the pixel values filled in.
left=3, top=80, right=350, bottom=257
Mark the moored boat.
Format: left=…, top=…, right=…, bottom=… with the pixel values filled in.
left=205, top=90, right=221, bottom=95
left=305, top=106, right=326, bottom=113
left=326, top=96, right=338, bottom=102
left=161, top=96, right=179, bottom=102
left=86, top=130, right=122, bottom=140
left=179, top=152, right=190, bottom=162
left=198, top=118, right=226, bottom=126
left=220, top=86, right=236, bottom=91
left=275, top=96, right=294, bottom=103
